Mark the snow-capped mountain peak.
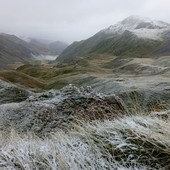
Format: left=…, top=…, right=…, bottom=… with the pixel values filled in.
left=101, top=15, right=170, bottom=40
left=121, top=15, right=169, bottom=29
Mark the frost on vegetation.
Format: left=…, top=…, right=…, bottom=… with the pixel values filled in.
left=0, top=84, right=126, bottom=135
left=0, top=115, right=169, bottom=170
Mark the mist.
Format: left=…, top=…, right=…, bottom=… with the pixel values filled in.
left=0, top=0, right=170, bottom=43
left=32, top=55, right=59, bottom=61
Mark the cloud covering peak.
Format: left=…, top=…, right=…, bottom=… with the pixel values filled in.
left=0, top=0, right=170, bottom=43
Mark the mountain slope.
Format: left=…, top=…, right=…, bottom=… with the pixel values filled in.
left=57, top=16, right=170, bottom=63
left=90, top=31, right=162, bottom=57
left=29, top=38, right=68, bottom=55
left=0, top=33, right=38, bottom=68
left=56, top=31, right=109, bottom=62
left=48, top=41, right=68, bottom=55
left=0, top=34, right=68, bottom=68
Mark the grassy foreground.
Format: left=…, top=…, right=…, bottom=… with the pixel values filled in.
left=0, top=114, right=170, bottom=170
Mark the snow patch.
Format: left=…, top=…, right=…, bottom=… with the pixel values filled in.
left=101, top=16, right=170, bottom=40
left=132, top=28, right=166, bottom=40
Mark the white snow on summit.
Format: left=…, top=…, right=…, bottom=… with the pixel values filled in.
left=101, top=16, right=170, bottom=40
left=132, top=28, right=164, bottom=40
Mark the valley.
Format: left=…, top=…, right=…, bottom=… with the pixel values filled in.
left=0, top=16, right=170, bottom=170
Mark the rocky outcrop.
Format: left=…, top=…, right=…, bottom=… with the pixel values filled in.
left=0, top=79, right=31, bottom=104
left=0, top=84, right=127, bottom=135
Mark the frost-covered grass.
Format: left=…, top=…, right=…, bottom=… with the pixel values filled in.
left=0, top=115, right=170, bottom=170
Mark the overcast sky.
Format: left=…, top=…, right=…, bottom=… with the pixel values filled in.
left=0, top=0, right=170, bottom=43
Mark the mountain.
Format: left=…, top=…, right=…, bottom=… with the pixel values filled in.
left=0, top=34, right=68, bottom=68
left=28, top=38, right=50, bottom=52
left=101, top=15, right=170, bottom=39
left=48, top=41, right=68, bottom=55
left=57, top=16, right=170, bottom=63
left=29, top=38, right=68, bottom=55
left=0, top=33, right=39, bottom=68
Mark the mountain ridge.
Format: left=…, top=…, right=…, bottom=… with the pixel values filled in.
left=0, top=33, right=68, bottom=68
left=57, top=16, right=170, bottom=63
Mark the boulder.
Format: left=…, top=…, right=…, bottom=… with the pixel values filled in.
left=0, top=79, right=30, bottom=104
left=0, top=84, right=127, bottom=135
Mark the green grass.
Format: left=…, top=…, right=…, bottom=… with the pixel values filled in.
left=17, top=64, right=85, bottom=79
left=13, top=55, right=114, bottom=90
left=90, top=31, right=162, bottom=57
left=57, top=30, right=164, bottom=63
left=0, top=70, right=45, bottom=89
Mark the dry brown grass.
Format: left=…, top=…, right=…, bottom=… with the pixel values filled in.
left=0, top=115, right=170, bottom=170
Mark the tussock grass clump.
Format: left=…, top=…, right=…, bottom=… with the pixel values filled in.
left=0, top=115, right=170, bottom=170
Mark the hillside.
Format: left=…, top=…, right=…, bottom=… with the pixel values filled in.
left=0, top=33, right=37, bottom=68
left=0, top=34, right=68, bottom=68
left=29, top=38, right=68, bottom=55
left=57, top=16, right=170, bottom=63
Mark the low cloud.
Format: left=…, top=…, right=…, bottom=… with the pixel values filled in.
left=0, top=0, right=169, bottom=43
